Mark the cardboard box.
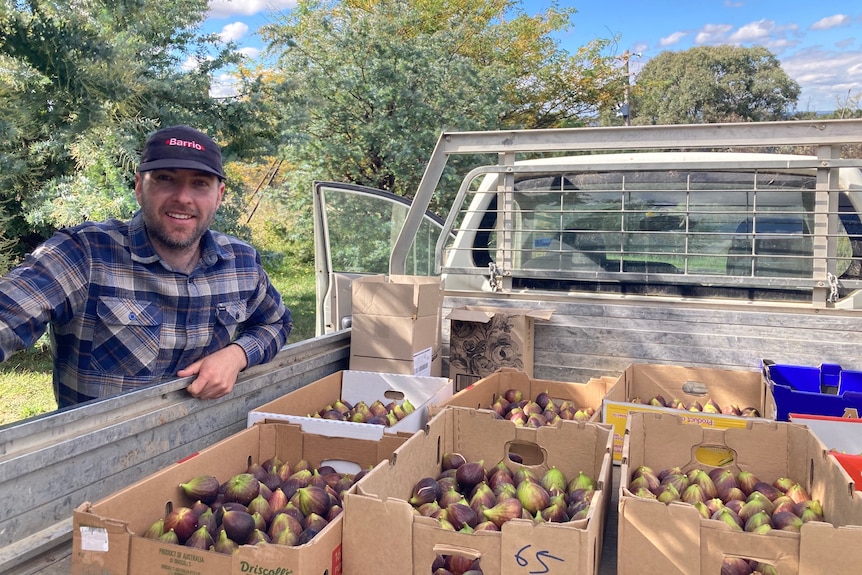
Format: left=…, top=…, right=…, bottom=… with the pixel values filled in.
left=762, top=359, right=862, bottom=421
left=349, top=275, right=443, bottom=376
left=602, top=363, right=767, bottom=463
left=72, top=422, right=411, bottom=575
left=447, top=306, right=553, bottom=391
left=789, top=413, right=862, bottom=454
left=618, top=411, right=862, bottom=575
left=429, top=367, right=613, bottom=423
left=343, top=406, right=614, bottom=575
left=247, top=370, right=452, bottom=440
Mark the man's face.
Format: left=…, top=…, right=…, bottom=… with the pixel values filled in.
left=135, top=169, right=225, bottom=251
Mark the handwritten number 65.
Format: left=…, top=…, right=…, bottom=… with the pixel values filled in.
left=515, top=545, right=565, bottom=574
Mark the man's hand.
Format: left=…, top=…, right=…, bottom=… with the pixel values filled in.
left=179, top=344, right=249, bottom=400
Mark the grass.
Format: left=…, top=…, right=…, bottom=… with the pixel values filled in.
left=0, top=267, right=317, bottom=427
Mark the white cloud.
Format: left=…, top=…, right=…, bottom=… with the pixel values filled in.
left=694, top=23, right=733, bottom=44
left=208, top=0, right=297, bottom=19
left=210, top=73, right=241, bottom=98
left=729, top=19, right=774, bottom=43
left=220, top=21, right=249, bottom=43
left=659, top=31, right=687, bottom=47
left=810, top=14, right=851, bottom=31
left=238, top=46, right=261, bottom=59
left=781, top=48, right=862, bottom=111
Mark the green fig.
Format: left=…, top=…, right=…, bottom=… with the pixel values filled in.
left=711, top=507, right=743, bottom=531
left=773, top=510, right=803, bottom=532
left=785, top=483, right=811, bottom=504
left=657, top=483, right=680, bottom=504
left=517, top=480, right=550, bottom=514
left=540, top=466, right=567, bottom=494
left=744, top=510, right=773, bottom=532
left=184, top=525, right=214, bottom=550
left=210, top=529, right=239, bottom=555
left=159, top=529, right=180, bottom=545
left=143, top=518, right=165, bottom=539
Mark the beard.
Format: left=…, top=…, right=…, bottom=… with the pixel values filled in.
left=139, top=197, right=215, bottom=251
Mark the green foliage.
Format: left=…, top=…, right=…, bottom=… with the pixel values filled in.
left=259, top=0, right=622, bottom=213
left=0, top=0, right=267, bottom=255
left=632, top=45, right=800, bottom=125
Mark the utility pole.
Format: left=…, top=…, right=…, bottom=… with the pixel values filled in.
left=618, top=50, right=640, bottom=126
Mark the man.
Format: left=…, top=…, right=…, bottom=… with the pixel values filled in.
left=0, top=125, right=292, bottom=407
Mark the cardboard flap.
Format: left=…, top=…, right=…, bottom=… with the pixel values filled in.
left=447, top=306, right=554, bottom=322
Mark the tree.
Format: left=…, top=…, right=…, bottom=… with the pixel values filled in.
left=0, top=0, right=265, bottom=256
left=259, top=0, right=623, bottom=211
left=631, top=45, right=800, bottom=125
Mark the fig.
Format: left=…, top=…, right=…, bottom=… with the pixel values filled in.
left=247, top=494, right=274, bottom=525
left=409, top=477, right=442, bottom=506
left=268, top=511, right=302, bottom=540
left=541, top=467, right=567, bottom=494
left=291, top=485, right=332, bottom=517
left=197, top=507, right=217, bottom=537
left=474, top=520, right=499, bottom=532
left=736, top=470, right=760, bottom=495
left=326, top=504, right=343, bottom=521
left=722, top=487, right=747, bottom=503
left=517, top=480, right=550, bottom=514
left=456, top=461, right=486, bottom=491
left=143, top=518, right=165, bottom=539
left=660, top=472, right=689, bottom=495
left=771, top=495, right=795, bottom=515
left=540, top=501, right=569, bottom=523
left=274, top=526, right=299, bottom=546
left=567, top=500, right=589, bottom=521
left=799, top=506, right=824, bottom=523
left=784, top=483, right=810, bottom=504
left=738, top=498, right=770, bottom=524
left=268, top=487, right=288, bottom=512
left=513, top=466, right=538, bottom=487
left=712, top=507, right=743, bottom=531
left=297, top=527, right=320, bottom=545
left=469, top=483, right=496, bottom=515
left=159, top=529, right=180, bottom=545
left=724, top=499, right=744, bottom=515
left=535, top=390, right=551, bottom=409
left=441, top=452, right=468, bottom=471
left=438, top=476, right=459, bottom=495
left=568, top=487, right=595, bottom=506
left=794, top=499, right=823, bottom=519
left=495, top=483, right=517, bottom=502
left=629, top=466, right=659, bottom=493
left=222, top=509, right=256, bottom=545
left=633, top=487, right=657, bottom=500
left=705, top=497, right=725, bottom=516
left=648, top=395, right=666, bottom=407
left=772, top=510, right=803, bottom=532
left=688, top=469, right=718, bottom=499
left=711, top=469, right=739, bottom=499
left=211, top=529, right=239, bottom=555
left=164, top=507, right=198, bottom=543
left=304, top=512, right=329, bottom=533
left=692, top=501, right=711, bottom=519
left=681, top=484, right=706, bottom=505
left=772, top=476, right=796, bottom=493
left=250, top=511, right=267, bottom=532
left=185, top=525, right=214, bottom=549
left=721, top=557, right=752, bottom=575
left=744, top=492, right=774, bottom=516
left=247, top=529, right=271, bottom=546
left=752, top=481, right=782, bottom=502
left=703, top=399, right=721, bottom=413
left=503, top=388, right=523, bottom=404
left=568, top=470, right=598, bottom=494
left=180, top=474, right=221, bottom=504
left=656, top=484, right=680, bottom=504
left=687, top=401, right=703, bottom=412
left=482, top=497, right=523, bottom=527
left=630, top=474, right=660, bottom=496
left=223, top=473, right=260, bottom=506
left=447, top=503, right=478, bottom=530
left=744, top=510, right=773, bottom=532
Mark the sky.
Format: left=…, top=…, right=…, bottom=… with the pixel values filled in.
left=202, top=1, right=862, bottom=113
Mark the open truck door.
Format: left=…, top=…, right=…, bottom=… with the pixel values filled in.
left=312, top=181, right=447, bottom=337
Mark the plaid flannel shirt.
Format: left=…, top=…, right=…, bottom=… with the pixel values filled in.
left=0, top=212, right=292, bottom=406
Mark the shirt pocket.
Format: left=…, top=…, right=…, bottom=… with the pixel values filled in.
left=212, top=300, right=249, bottom=347
left=91, top=297, right=163, bottom=375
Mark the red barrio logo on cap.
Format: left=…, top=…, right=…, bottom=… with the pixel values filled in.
left=165, top=137, right=205, bottom=151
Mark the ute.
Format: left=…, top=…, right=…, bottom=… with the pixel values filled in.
left=3, top=119, right=862, bottom=573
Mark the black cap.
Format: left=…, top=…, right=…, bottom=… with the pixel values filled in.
left=137, top=125, right=225, bottom=179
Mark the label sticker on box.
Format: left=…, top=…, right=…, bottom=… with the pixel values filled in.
left=79, top=526, right=109, bottom=552
left=413, top=347, right=432, bottom=376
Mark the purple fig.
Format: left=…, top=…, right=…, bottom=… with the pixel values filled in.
left=568, top=470, right=598, bottom=494
left=180, top=475, right=221, bottom=504
left=513, top=466, right=538, bottom=486
left=772, top=476, right=797, bottom=493
left=724, top=499, right=744, bottom=515
left=221, top=509, right=255, bottom=545
left=744, top=491, right=775, bottom=516
left=159, top=529, right=179, bottom=545
left=439, top=486, right=468, bottom=509
left=660, top=472, right=689, bottom=496
left=785, top=483, right=811, bottom=504
left=223, top=473, right=260, bottom=506
left=503, top=388, right=523, bottom=404
left=247, top=494, right=274, bottom=525
left=681, top=484, right=706, bottom=505
left=304, top=512, right=329, bottom=533
left=771, top=495, right=795, bottom=515
left=736, top=470, right=760, bottom=495
left=296, top=527, right=320, bottom=545
left=482, top=497, right=523, bottom=527
left=247, top=529, right=271, bottom=546
left=474, top=520, right=500, bottom=531
left=721, top=557, right=751, bottom=575
left=290, top=485, right=332, bottom=517
left=688, top=469, right=718, bottom=500
left=447, top=503, right=478, bottom=530
left=268, top=487, right=288, bottom=513
left=273, top=527, right=298, bottom=546
left=722, top=487, right=747, bottom=503
left=773, top=510, right=803, bottom=532
left=738, top=498, right=771, bottom=524
left=794, top=499, right=823, bottom=518
left=705, top=497, right=725, bottom=516
left=409, top=476, right=442, bottom=507
left=197, top=508, right=217, bottom=537
left=441, top=452, right=468, bottom=471
left=164, top=507, right=198, bottom=543
left=629, top=466, right=660, bottom=494
left=540, top=501, right=569, bottom=523
left=268, top=511, right=302, bottom=540
left=456, top=461, right=486, bottom=491
left=752, top=481, right=783, bottom=502
left=648, top=395, right=667, bottom=407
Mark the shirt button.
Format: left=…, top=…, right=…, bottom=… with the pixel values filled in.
left=129, top=312, right=137, bottom=320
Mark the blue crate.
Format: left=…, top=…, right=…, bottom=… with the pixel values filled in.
left=762, top=359, right=862, bottom=421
